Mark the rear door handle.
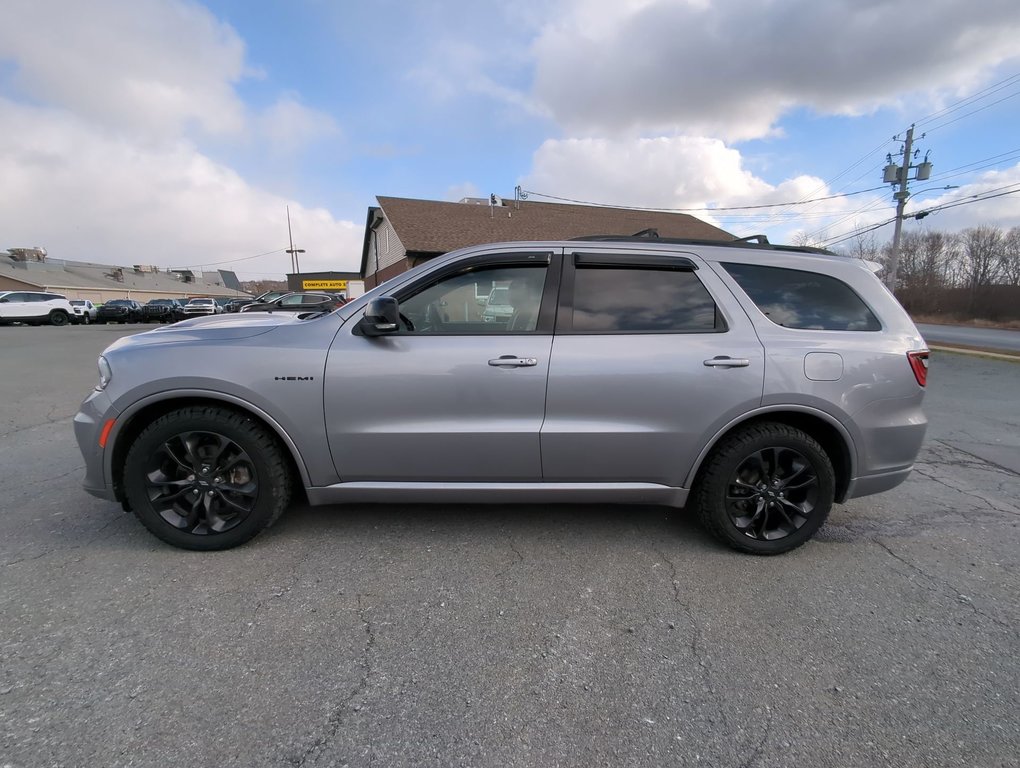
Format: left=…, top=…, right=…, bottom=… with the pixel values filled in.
left=703, top=356, right=750, bottom=368
left=488, top=355, right=538, bottom=368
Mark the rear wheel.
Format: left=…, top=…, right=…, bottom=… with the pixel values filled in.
left=123, top=406, right=292, bottom=550
left=693, top=422, right=834, bottom=555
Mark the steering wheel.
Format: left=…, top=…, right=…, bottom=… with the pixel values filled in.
left=400, top=312, right=415, bottom=331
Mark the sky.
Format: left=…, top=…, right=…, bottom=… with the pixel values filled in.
left=2, top=0, right=1020, bottom=281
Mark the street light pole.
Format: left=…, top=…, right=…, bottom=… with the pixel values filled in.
left=285, top=205, right=306, bottom=276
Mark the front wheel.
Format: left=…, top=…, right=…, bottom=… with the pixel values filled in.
left=82, top=314, right=91, bottom=325
left=123, top=406, right=293, bottom=550
left=49, top=310, right=70, bottom=327
left=693, top=422, right=834, bottom=555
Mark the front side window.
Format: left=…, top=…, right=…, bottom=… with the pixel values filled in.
left=399, top=264, right=548, bottom=334
left=570, top=267, right=723, bottom=333
left=722, top=263, right=881, bottom=331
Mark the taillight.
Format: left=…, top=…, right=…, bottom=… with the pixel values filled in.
left=907, top=350, right=929, bottom=387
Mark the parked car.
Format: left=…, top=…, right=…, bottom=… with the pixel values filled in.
left=239, top=292, right=344, bottom=314
left=224, top=297, right=256, bottom=313
left=76, top=235, right=929, bottom=553
left=480, top=285, right=514, bottom=323
left=0, top=290, right=75, bottom=326
left=181, top=298, right=222, bottom=317
left=69, top=299, right=98, bottom=324
left=96, top=299, right=144, bottom=324
left=143, top=298, right=185, bottom=323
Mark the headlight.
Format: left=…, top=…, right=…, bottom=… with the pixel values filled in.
left=97, top=355, right=112, bottom=390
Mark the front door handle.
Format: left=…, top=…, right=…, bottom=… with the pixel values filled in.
left=703, top=356, right=750, bottom=368
left=488, top=355, right=538, bottom=368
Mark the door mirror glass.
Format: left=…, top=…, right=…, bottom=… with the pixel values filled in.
left=358, top=297, right=400, bottom=336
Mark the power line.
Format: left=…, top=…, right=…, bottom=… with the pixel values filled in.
left=176, top=248, right=289, bottom=270
left=820, top=183, right=1020, bottom=248
left=521, top=186, right=888, bottom=213
left=923, top=89, right=1020, bottom=134
left=916, top=72, right=1020, bottom=127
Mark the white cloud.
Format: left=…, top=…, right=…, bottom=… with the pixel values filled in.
left=531, top=0, right=1020, bottom=140
left=258, top=96, right=341, bottom=154
left=521, top=134, right=1020, bottom=246
left=0, top=100, right=362, bottom=277
left=522, top=135, right=820, bottom=210
left=0, top=0, right=249, bottom=140
left=0, top=0, right=356, bottom=279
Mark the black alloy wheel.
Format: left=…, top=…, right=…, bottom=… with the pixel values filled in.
left=694, top=422, right=835, bottom=555
left=123, top=406, right=292, bottom=550
left=49, top=310, right=69, bottom=326
left=724, top=446, right=819, bottom=541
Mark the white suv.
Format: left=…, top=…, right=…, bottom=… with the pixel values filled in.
left=0, top=291, right=76, bottom=326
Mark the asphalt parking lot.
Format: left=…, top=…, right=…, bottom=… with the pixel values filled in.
left=1, top=324, right=1018, bottom=768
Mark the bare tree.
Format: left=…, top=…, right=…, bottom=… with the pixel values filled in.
left=960, top=226, right=1004, bottom=313
left=999, top=226, right=1020, bottom=287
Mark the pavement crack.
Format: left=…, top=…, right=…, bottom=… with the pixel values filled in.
left=654, top=546, right=706, bottom=670
left=287, top=594, right=377, bottom=767
left=495, top=530, right=525, bottom=578
left=931, top=439, right=1020, bottom=478
left=874, top=539, right=1012, bottom=631
left=911, top=464, right=1020, bottom=517
left=239, top=547, right=314, bottom=639
left=736, top=705, right=773, bottom=768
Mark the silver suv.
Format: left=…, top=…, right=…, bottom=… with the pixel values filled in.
left=75, top=236, right=929, bottom=554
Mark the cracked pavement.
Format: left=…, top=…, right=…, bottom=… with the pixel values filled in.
left=1, top=327, right=1018, bottom=767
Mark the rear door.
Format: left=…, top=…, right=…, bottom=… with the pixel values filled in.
left=541, top=248, right=765, bottom=487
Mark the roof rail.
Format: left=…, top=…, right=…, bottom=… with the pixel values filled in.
left=568, top=233, right=836, bottom=256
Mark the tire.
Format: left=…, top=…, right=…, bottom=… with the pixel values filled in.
left=123, top=406, right=293, bottom=551
left=49, top=311, right=70, bottom=326
left=692, top=422, right=835, bottom=556
left=82, top=314, right=91, bottom=325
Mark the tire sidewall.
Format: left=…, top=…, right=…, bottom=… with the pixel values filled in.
left=123, top=409, right=286, bottom=550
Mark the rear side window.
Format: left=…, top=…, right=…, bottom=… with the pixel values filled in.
left=722, top=263, right=881, bottom=331
left=571, top=267, right=723, bottom=333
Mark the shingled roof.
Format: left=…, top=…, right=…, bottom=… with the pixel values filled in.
left=361, top=196, right=735, bottom=275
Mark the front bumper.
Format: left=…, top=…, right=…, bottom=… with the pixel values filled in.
left=73, top=388, right=119, bottom=501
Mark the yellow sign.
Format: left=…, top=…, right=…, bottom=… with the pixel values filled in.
left=302, top=280, right=348, bottom=291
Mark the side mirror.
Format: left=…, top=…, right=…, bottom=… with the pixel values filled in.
left=358, top=297, right=400, bottom=336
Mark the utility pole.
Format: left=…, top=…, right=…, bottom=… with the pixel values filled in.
left=883, top=125, right=931, bottom=290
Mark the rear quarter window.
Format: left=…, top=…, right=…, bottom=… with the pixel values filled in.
left=722, top=263, right=881, bottom=331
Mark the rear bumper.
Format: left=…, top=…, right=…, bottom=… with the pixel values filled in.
left=844, top=466, right=914, bottom=500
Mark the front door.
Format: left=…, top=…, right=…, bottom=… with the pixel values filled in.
left=324, top=251, right=559, bottom=482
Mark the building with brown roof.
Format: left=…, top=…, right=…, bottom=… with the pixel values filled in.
left=360, top=195, right=734, bottom=288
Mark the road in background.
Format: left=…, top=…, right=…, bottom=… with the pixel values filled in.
left=918, top=322, right=1020, bottom=352
left=1, top=327, right=1018, bottom=768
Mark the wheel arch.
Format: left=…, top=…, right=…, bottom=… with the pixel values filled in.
left=686, top=406, right=857, bottom=503
left=107, top=391, right=311, bottom=508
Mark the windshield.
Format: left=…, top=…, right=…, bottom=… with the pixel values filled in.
left=148, top=299, right=171, bottom=305
left=107, top=300, right=132, bottom=306
left=189, top=299, right=213, bottom=305
left=71, top=300, right=86, bottom=306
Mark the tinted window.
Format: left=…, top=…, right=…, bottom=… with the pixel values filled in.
left=571, top=267, right=722, bottom=333
left=723, top=263, right=881, bottom=331
left=107, top=300, right=132, bottom=306
left=400, top=264, right=548, bottom=334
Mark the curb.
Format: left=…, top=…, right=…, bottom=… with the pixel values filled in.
left=929, top=345, right=1020, bottom=362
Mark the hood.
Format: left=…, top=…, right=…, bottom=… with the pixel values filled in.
left=104, top=311, right=309, bottom=352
